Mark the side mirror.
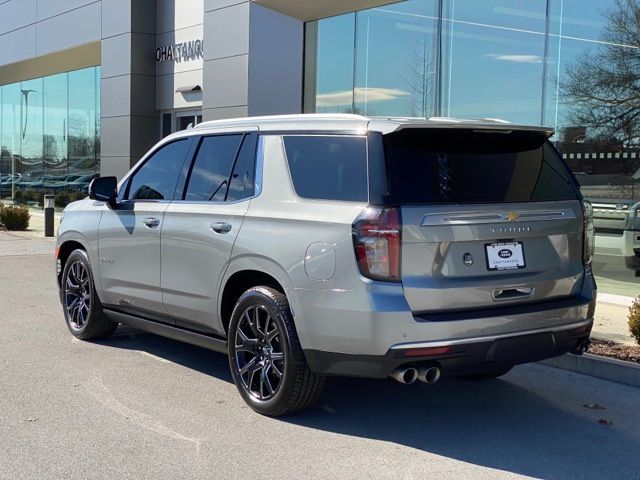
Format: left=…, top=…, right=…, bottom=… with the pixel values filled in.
left=89, top=176, right=118, bottom=207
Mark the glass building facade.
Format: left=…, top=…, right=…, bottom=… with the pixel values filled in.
left=0, top=66, right=100, bottom=203
left=305, top=0, right=640, bottom=203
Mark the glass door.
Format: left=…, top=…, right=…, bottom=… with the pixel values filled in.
left=175, top=110, right=202, bottom=132
left=161, top=110, right=203, bottom=138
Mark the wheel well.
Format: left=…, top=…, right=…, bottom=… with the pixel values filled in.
left=220, top=270, right=285, bottom=334
left=57, top=240, right=85, bottom=285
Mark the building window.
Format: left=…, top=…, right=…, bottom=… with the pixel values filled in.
left=0, top=65, right=100, bottom=204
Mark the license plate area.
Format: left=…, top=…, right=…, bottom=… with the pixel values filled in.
left=485, top=241, right=526, bottom=271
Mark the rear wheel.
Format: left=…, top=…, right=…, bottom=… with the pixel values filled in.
left=61, top=249, right=117, bottom=340
left=458, top=366, right=513, bottom=380
left=228, top=287, right=324, bottom=416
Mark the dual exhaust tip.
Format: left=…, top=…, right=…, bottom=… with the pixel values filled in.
left=391, top=366, right=441, bottom=385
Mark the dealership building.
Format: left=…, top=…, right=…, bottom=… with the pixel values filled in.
left=0, top=0, right=638, bottom=200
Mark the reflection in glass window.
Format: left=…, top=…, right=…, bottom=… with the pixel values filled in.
left=127, top=139, right=190, bottom=201
left=0, top=83, right=20, bottom=199
left=384, top=129, right=577, bottom=204
left=43, top=73, right=68, bottom=191
left=185, top=135, right=243, bottom=202
left=546, top=0, right=640, bottom=203
left=309, top=14, right=356, bottom=113
left=227, top=134, right=257, bottom=202
left=0, top=66, right=100, bottom=202
left=440, top=0, right=547, bottom=124
left=20, top=78, right=44, bottom=189
left=68, top=68, right=98, bottom=188
left=354, top=2, right=438, bottom=116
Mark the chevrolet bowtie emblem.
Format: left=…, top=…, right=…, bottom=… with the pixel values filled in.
left=505, top=212, right=520, bottom=222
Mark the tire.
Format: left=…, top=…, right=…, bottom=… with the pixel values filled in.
left=458, top=366, right=513, bottom=381
left=61, top=249, right=117, bottom=340
left=228, top=286, right=325, bottom=416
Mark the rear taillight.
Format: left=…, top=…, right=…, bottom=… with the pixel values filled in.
left=352, top=206, right=401, bottom=282
left=582, top=201, right=595, bottom=264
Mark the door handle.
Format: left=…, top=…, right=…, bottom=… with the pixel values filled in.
left=210, top=222, right=232, bottom=234
left=142, top=217, right=160, bottom=228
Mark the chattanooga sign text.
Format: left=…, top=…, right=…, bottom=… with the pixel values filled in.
left=156, top=39, right=203, bottom=63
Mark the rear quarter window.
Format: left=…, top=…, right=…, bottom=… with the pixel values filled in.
left=283, top=135, right=368, bottom=202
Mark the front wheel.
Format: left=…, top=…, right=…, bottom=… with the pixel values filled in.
left=228, top=287, right=324, bottom=416
left=61, top=249, right=117, bottom=340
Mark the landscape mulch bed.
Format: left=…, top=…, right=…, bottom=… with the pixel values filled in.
left=589, top=339, right=640, bottom=364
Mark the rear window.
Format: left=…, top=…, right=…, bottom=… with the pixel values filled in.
left=383, top=129, right=579, bottom=204
left=283, top=135, right=368, bottom=202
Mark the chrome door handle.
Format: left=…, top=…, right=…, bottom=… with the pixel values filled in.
left=142, top=217, right=160, bottom=228
left=210, top=222, right=232, bottom=234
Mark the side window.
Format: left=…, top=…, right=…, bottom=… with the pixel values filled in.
left=184, top=135, right=243, bottom=201
left=126, top=139, right=191, bottom=200
left=227, top=134, right=258, bottom=202
left=282, top=135, right=368, bottom=202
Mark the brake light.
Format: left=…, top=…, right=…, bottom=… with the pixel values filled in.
left=582, top=201, right=595, bottom=264
left=352, top=206, right=401, bottom=281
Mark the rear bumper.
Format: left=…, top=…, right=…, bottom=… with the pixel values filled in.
left=305, top=318, right=593, bottom=378
left=622, top=230, right=640, bottom=271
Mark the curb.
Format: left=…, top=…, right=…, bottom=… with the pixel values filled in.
left=597, top=293, right=635, bottom=307
left=539, top=353, right=640, bottom=388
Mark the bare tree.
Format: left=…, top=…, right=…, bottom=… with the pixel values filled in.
left=561, top=0, right=640, bottom=147
left=402, top=36, right=435, bottom=118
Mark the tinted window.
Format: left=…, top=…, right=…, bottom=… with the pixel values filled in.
left=227, top=134, right=257, bottom=202
left=283, top=135, right=367, bottom=202
left=126, top=139, right=190, bottom=200
left=384, top=130, right=579, bottom=204
left=185, top=135, right=243, bottom=201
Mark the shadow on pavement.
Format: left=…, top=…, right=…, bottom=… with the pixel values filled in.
left=95, top=325, right=234, bottom=383
left=293, top=375, right=637, bottom=479
left=96, top=325, right=637, bottom=479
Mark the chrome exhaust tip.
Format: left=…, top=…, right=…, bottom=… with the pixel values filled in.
left=391, top=367, right=418, bottom=384
left=417, top=366, right=441, bottom=384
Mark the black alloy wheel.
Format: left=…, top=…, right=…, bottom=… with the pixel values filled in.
left=64, top=260, right=92, bottom=329
left=228, top=287, right=325, bottom=416
left=234, top=305, right=285, bottom=401
left=60, top=249, right=117, bottom=340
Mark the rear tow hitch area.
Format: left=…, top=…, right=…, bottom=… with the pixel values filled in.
left=571, top=338, right=591, bottom=355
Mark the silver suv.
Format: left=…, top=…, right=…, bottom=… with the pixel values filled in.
left=56, top=114, right=596, bottom=416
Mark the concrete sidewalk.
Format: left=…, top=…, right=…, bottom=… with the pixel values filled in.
left=592, top=296, right=637, bottom=346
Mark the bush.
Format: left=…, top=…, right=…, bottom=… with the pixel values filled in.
left=54, top=191, right=70, bottom=207
left=0, top=204, right=30, bottom=230
left=54, top=190, right=86, bottom=207
left=630, top=296, right=640, bottom=345
left=13, top=189, right=41, bottom=205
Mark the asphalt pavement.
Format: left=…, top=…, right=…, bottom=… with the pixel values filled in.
left=1, top=250, right=640, bottom=479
